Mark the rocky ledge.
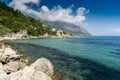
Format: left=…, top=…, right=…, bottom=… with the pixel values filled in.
left=0, top=45, right=54, bottom=80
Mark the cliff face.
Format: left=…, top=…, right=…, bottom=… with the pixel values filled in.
left=43, top=21, right=91, bottom=36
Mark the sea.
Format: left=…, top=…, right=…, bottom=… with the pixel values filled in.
left=6, top=36, right=120, bottom=80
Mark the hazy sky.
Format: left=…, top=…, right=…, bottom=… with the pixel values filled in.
left=3, top=0, right=120, bottom=36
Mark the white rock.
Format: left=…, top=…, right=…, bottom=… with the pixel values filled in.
left=4, top=48, right=16, bottom=55
left=30, top=58, right=54, bottom=76
left=0, top=74, right=7, bottom=80
left=4, top=61, right=26, bottom=74
left=0, top=48, right=54, bottom=80
left=0, top=48, right=20, bottom=63
left=0, top=62, right=6, bottom=74
left=7, top=66, right=52, bottom=80
left=0, top=62, right=7, bottom=80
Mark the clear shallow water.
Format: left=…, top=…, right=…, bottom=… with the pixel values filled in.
left=6, top=36, right=120, bottom=80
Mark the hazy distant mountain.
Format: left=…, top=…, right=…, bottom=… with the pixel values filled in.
left=43, top=21, right=91, bottom=36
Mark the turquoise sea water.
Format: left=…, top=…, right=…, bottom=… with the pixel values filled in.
left=7, top=36, right=120, bottom=80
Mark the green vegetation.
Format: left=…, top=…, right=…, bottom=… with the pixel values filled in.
left=0, top=2, right=56, bottom=36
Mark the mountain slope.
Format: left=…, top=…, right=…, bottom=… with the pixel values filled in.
left=0, top=2, right=56, bottom=36
left=43, top=21, right=91, bottom=36
left=0, top=2, right=91, bottom=37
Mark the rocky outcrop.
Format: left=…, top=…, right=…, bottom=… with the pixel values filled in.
left=5, top=58, right=53, bottom=80
left=4, top=61, right=26, bottom=74
left=0, top=44, right=54, bottom=80
left=0, top=47, right=21, bottom=63
left=7, top=58, right=53, bottom=80
left=30, top=58, right=54, bottom=77
left=0, top=62, right=7, bottom=80
left=8, top=67, right=51, bottom=80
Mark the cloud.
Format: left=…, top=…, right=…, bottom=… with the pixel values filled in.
left=40, top=6, right=87, bottom=24
left=9, top=0, right=88, bottom=25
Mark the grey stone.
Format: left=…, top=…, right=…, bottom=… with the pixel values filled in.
left=4, top=61, right=26, bottom=74
left=7, top=66, right=52, bottom=80
left=30, top=58, right=54, bottom=77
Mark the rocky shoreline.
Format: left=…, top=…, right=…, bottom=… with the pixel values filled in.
left=0, top=42, right=54, bottom=80
left=0, top=28, right=70, bottom=41
left=0, top=35, right=73, bottom=80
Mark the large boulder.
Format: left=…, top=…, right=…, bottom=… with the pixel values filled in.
left=4, top=61, right=26, bottom=74
left=2, top=47, right=16, bottom=55
left=30, top=58, right=54, bottom=77
left=0, top=62, right=6, bottom=74
left=0, top=48, right=20, bottom=63
left=0, top=62, right=7, bottom=80
left=0, top=51, right=54, bottom=80
left=5, top=58, right=53, bottom=80
left=7, top=66, right=52, bottom=80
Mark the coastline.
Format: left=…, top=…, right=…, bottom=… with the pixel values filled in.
left=0, top=34, right=71, bottom=41
left=0, top=37, right=55, bottom=80
left=0, top=35, right=86, bottom=80
left=4, top=36, right=120, bottom=80
left=9, top=36, right=120, bottom=80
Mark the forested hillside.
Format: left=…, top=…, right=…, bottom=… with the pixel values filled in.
left=0, top=2, right=56, bottom=36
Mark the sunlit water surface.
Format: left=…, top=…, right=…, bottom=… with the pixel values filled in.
left=7, top=36, right=120, bottom=80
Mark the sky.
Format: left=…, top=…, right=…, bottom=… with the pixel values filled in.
left=2, top=0, right=120, bottom=36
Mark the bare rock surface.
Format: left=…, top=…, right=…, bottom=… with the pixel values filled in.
left=4, top=61, right=26, bottom=74
left=0, top=62, right=7, bottom=80
left=0, top=47, right=20, bottom=63
left=7, top=66, right=52, bottom=80
left=0, top=46, right=54, bottom=80
left=30, top=58, right=54, bottom=77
